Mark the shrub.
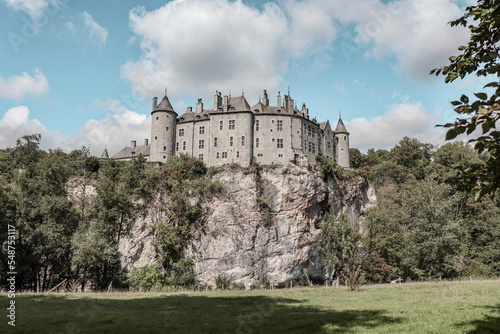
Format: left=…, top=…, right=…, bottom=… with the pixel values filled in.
left=215, top=272, right=231, bottom=290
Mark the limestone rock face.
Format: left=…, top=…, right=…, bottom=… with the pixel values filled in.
left=118, top=163, right=376, bottom=287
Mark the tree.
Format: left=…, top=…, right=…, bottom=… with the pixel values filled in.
left=401, top=177, right=466, bottom=279
left=13, top=148, right=79, bottom=291
left=365, top=184, right=408, bottom=280
left=349, top=148, right=366, bottom=169
left=432, top=0, right=500, bottom=198
left=315, top=213, right=364, bottom=290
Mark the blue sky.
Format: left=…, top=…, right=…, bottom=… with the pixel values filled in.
left=0, top=0, right=480, bottom=155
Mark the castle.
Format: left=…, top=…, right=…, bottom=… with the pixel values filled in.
left=102, top=89, right=350, bottom=168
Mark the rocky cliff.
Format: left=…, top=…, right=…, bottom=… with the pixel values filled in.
left=118, top=163, right=376, bottom=287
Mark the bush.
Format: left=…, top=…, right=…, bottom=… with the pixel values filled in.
left=128, top=266, right=164, bottom=292
left=215, top=272, right=231, bottom=290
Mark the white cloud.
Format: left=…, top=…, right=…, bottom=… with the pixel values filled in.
left=4, top=0, right=49, bottom=20
left=0, top=69, right=49, bottom=102
left=349, top=0, right=470, bottom=80
left=122, top=0, right=470, bottom=104
left=121, top=0, right=332, bottom=101
left=0, top=99, right=150, bottom=156
left=65, top=11, right=108, bottom=48
left=0, top=106, right=50, bottom=147
left=347, top=102, right=447, bottom=152
left=80, top=98, right=150, bottom=156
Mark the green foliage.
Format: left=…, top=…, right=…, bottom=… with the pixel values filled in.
left=11, top=145, right=80, bottom=291
left=148, top=155, right=220, bottom=285
left=215, top=272, right=231, bottom=290
left=128, top=259, right=196, bottom=291
left=71, top=227, right=125, bottom=291
left=315, top=213, right=364, bottom=290
left=431, top=0, right=500, bottom=199
left=349, top=148, right=366, bottom=169
left=128, top=265, right=164, bottom=292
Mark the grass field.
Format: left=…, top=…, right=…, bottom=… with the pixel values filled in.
left=1, top=280, right=499, bottom=333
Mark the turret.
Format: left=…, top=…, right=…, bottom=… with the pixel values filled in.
left=150, top=92, right=178, bottom=162
left=334, top=117, right=350, bottom=168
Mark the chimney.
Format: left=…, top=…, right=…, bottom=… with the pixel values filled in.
left=196, top=98, right=203, bottom=113
left=144, top=139, right=149, bottom=146
left=214, top=90, right=222, bottom=110
left=131, top=140, right=136, bottom=148
left=187, top=107, right=193, bottom=112
left=223, top=95, right=229, bottom=112
left=277, top=91, right=281, bottom=108
left=263, top=89, right=269, bottom=106
left=153, top=97, right=158, bottom=110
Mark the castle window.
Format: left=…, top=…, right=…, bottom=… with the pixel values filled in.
left=241, top=136, right=245, bottom=146
left=163, top=156, right=166, bottom=159
left=256, top=120, right=259, bottom=131
left=199, top=126, right=205, bottom=134
left=230, top=137, right=233, bottom=146
left=278, top=154, right=283, bottom=157
left=176, top=142, right=179, bottom=151
left=156, top=117, right=159, bottom=120
left=277, top=139, right=283, bottom=149
left=256, top=138, right=259, bottom=148
left=131, top=151, right=135, bottom=156
left=199, top=140, right=204, bottom=149
left=308, top=142, right=312, bottom=153
left=344, top=136, right=347, bottom=141
left=237, top=151, right=240, bottom=158
left=308, top=125, right=312, bottom=137
left=163, top=146, right=167, bottom=151
left=312, top=143, right=316, bottom=154
left=155, top=136, right=158, bottom=140
left=199, top=154, right=203, bottom=161
left=277, top=120, right=283, bottom=132
left=217, top=152, right=220, bottom=159
left=179, top=129, right=184, bottom=137
left=214, top=137, right=218, bottom=147
left=272, top=138, right=275, bottom=142
left=229, top=120, right=235, bottom=130
left=222, top=152, right=227, bottom=159
left=258, top=154, right=263, bottom=157
left=183, top=142, right=186, bottom=151
left=220, top=121, right=223, bottom=130
left=166, top=127, right=169, bottom=132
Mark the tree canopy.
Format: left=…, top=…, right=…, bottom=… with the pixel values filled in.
left=432, top=0, right=500, bottom=199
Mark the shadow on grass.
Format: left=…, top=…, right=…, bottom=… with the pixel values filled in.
left=0, top=292, right=403, bottom=334
left=455, top=304, right=500, bottom=334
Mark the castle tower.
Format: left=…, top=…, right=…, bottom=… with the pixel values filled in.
left=150, top=93, right=177, bottom=162
left=334, top=117, right=350, bottom=168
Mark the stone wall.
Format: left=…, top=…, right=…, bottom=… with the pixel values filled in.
left=118, top=163, right=375, bottom=287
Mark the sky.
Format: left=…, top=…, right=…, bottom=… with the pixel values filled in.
left=0, top=0, right=483, bottom=156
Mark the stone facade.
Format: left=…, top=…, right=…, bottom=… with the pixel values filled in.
left=109, top=90, right=350, bottom=168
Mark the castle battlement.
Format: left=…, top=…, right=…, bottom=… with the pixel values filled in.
left=107, top=90, right=350, bottom=168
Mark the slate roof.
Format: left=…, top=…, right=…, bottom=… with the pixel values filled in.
left=155, top=95, right=175, bottom=112
left=334, top=118, right=349, bottom=134
left=100, top=148, right=109, bottom=160
left=111, top=144, right=150, bottom=160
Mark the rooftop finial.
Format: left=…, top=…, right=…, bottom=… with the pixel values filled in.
left=242, top=88, right=244, bottom=96
left=339, top=110, right=342, bottom=120
left=165, top=87, right=167, bottom=96
left=288, top=85, right=290, bottom=96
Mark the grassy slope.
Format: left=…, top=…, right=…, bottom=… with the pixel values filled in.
left=1, top=280, right=499, bottom=333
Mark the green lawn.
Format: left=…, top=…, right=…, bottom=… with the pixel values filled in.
left=1, top=280, right=499, bottom=333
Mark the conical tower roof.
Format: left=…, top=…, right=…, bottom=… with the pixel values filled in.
left=99, top=148, right=109, bottom=160
left=335, top=118, right=349, bottom=134
left=155, top=95, right=175, bottom=112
